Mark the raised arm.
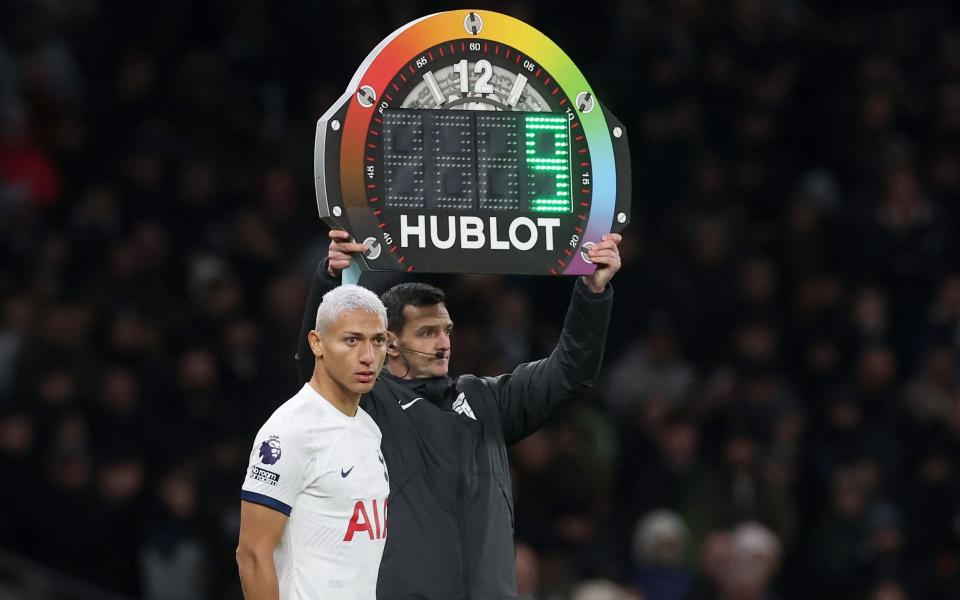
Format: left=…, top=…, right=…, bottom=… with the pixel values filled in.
left=295, top=231, right=368, bottom=383
left=486, top=233, right=621, bottom=444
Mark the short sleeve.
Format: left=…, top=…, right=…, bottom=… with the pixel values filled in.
left=241, top=416, right=311, bottom=516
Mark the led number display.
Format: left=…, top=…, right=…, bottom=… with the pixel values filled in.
left=381, top=110, right=573, bottom=214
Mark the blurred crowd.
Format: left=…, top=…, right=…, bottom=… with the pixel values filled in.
left=2, top=1, right=960, bottom=599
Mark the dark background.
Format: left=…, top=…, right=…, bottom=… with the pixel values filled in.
left=2, top=1, right=959, bottom=599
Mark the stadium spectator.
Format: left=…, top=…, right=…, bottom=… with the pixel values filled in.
left=0, top=1, right=959, bottom=598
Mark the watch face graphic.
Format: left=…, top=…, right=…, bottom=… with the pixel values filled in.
left=315, top=10, right=630, bottom=275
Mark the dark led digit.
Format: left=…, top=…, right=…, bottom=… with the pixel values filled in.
left=477, top=113, right=520, bottom=210
left=430, top=113, right=474, bottom=210
left=383, top=112, right=426, bottom=209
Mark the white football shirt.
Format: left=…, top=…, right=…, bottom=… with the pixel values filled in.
left=242, top=383, right=389, bottom=600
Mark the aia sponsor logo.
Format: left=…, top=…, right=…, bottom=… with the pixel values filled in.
left=343, top=498, right=388, bottom=542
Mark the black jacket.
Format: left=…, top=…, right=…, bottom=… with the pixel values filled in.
left=296, top=264, right=612, bottom=599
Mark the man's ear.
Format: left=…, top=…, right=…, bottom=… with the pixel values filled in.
left=307, top=330, right=324, bottom=358
left=386, top=331, right=401, bottom=359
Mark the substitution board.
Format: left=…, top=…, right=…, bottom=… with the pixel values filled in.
left=315, top=9, right=630, bottom=275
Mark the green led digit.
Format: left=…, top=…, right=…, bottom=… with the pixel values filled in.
left=524, top=114, right=572, bottom=213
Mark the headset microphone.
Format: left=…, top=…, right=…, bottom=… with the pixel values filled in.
left=390, top=345, right=446, bottom=359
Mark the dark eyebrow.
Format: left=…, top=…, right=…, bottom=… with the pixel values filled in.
left=417, top=321, right=453, bottom=331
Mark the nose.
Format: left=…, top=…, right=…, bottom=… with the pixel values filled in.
left=358, top=341, right=375, bottom=365
left=438, top=331, right=451, bottom=352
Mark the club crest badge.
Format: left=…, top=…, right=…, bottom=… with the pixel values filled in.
left=258, top=435, right=282, bottom=465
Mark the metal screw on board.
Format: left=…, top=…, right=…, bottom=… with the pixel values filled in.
left=464, top=12, right=483, bottom=35
left=613, top=126, right=622, bottom=138
left=580, top=241, right=596, bottom=263
left=332, top=206, right=342, bottom=217
left=331, top=120, right=341, bottom=131
left=357, top=86, right=376, bottom=108
left=617, top=212, right=627, bottom=224
left=576, top=91, right=594, bottom=113
left=362, top=237, right=382, bottom=260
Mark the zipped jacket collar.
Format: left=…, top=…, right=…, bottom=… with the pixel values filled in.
left=380, top=371, right=453, bottom=407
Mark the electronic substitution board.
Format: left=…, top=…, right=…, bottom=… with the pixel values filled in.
left=315, top=9, right=630, bottom=275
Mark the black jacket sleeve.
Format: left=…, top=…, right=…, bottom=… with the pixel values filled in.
left=482, top=277, right=613, bottom=445
left=295, top=259, right=341, bottom=384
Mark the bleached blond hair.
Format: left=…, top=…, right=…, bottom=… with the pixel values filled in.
left=315, top=285, right=387, bottom=333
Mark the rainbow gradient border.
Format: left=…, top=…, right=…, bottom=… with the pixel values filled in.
left=334, top=9, right=616, bottom=275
